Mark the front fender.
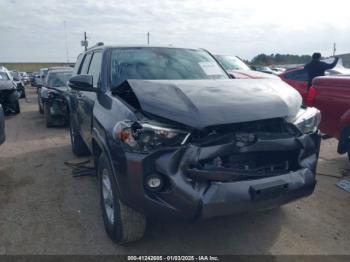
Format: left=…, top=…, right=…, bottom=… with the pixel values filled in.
left=40, top=87, right=49, bottom=100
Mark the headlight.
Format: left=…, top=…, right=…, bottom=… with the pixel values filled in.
left=114, top=120, right=190, bottom=153
left=290, top=107, right=321, bottom=134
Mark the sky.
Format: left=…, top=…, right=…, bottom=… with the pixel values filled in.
left=0, top=0, right=350, bottom=62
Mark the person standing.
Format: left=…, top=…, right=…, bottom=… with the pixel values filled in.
left=304, top=53, right=339, bottom=87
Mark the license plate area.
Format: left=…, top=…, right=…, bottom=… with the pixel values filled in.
left=249, top=180, right=289, bottom=201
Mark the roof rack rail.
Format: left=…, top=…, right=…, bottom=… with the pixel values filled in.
left=87, top=42, right=104, bottom=50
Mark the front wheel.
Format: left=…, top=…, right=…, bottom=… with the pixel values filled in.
left=20, top=88, right=26, bottom=99
left=12, top=101, right=20, bottom=114
left=44, top=102, right=54, bottom=128
left=98, top=153, right=146, bottom=244
left=38, top=96, right=43, bottom=114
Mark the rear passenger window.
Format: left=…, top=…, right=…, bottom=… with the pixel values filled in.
left=80, top=53, right=93, bottom=74
left=88, top=51, right=103, bottom=87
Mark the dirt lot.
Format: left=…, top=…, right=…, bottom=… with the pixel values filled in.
left=0, top=87, right=350, bottom=255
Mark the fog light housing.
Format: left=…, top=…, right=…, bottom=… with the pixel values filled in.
left=145, top=175, right=164, bottom=191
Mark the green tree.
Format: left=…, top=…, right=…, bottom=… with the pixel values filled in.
left=251, top=53, right=311, bottom=66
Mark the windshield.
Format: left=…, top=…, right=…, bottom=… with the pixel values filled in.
left=110, top=47, right=228, bottom=88
left=46, top=71, right=72, bottom=87
left=215, top=55, right=250, bottom=71
left=0, top=72, right=10, bottom=81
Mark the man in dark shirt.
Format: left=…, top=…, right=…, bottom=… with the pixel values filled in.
left=304, top=52, right=339, bottom=87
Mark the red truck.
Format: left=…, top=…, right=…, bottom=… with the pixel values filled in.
left=307, top=75, right=350, bottom=159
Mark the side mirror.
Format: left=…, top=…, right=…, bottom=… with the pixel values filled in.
left=68, top=74, right=95, bottom=92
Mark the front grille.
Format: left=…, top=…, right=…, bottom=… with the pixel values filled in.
left=201, top=150, right=300, bottom=176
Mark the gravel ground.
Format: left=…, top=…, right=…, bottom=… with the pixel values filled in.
left=0, top=87, right=349, bottom=255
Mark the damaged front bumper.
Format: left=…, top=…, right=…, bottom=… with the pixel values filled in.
left=42, top=90, right=69, bottom=118
left=113, top=131, right=321, bottom=219
left=0, top=89, right=20, bottom=114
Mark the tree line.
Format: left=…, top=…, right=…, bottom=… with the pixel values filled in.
left=249, top=54, right=311, bottom=66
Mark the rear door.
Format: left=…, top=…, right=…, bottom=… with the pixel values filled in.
left=77, top=50, right=103, bottom=147
left=281, top=69, right=309, bottom=100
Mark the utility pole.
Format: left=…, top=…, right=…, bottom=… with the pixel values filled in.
left=81, top=32, right=88, bottom=51
left=147, top=32, right=150, bottom=45
left=63, top=21, right=69, bottom=63
left=333, top=42, right=336, bottom=56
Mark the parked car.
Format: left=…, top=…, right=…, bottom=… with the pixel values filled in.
left=38, top=67, right=71, bottom=114
left=271, top=67, right=286, bottom=74
left=214, top=55, right=277, bottom=79
left=279, top=59, right=350, bottom=103
left=19, top=72, right=30, bottom=85
left=68, top=45, right=321, bottom=244
left=9, top=70, right=26, bottom=98
left=0, top=104, right=5, bottom=145
left=0, top=68, right=20, bottom=115
left=35, top=68, right=49, bottom=90
left=306, top=75, right=350, bottom=159
left=251, top=65, right=275, bottom=74
left=39, top=68, right=73, bottom=127
left=29, top=72, right=39, bottom=86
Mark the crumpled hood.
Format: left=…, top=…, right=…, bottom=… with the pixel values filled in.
left=117, top=79, right=302, bottom=129
left=0, top=80, right=14, bottom=90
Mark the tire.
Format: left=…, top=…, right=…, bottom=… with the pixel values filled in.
left=12, top=101, right=20, bottom=114
left=38, top=96, right=43, bottom=114
left=98, top=153, right=146, bottom=244
left=20, top=88, right=26, bottom=99
left=69, top=116, right=90, bottom=156
left=44, top=102, right=54, bottom=128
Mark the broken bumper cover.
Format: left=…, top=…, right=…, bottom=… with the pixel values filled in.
left=112, top=132, right=321, bottom=219
left=199, top=168, right=315, bottom=218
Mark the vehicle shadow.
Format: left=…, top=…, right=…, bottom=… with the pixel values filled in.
left=127, top=208, right=284, bottom=254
